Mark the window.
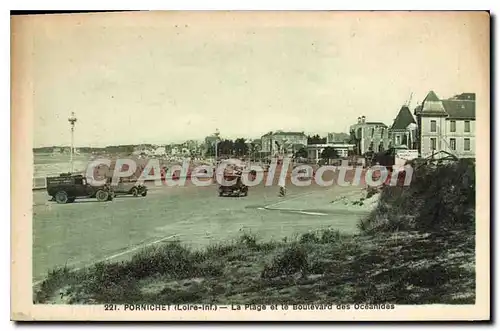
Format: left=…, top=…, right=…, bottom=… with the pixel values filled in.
left=450, top=138, right=456, bottom=151
left=464, top=138, right=471, bottom=151
left=430, top=138, right=437, bottom=150
left=465, top=121, right=471, bottom=132
left=395, top=135, right=401, bottom=145
left=430, top=120, right=437, bottom=132
left=450, top=120, right=456, bottom=132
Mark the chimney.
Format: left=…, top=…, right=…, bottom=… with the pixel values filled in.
left=361, top=116, right=366, bottom=124
left=357, top=117, right=361, bottom=124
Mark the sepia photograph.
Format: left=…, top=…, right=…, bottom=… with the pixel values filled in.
left=10, top=10, right=490, bottom=321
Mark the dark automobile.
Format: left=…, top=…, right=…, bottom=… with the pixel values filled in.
left=218, top=173, right=248, bottom=197
left=46, top=173, right=114, bottom=204
left=111, top=178, right=148, bottom=197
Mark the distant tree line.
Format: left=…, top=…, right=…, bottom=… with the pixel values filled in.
left=205, top=138, right=260, bottom=157
left=307, top=134, right=327, bottom=145
left=307, top=133, right=350, bottom=145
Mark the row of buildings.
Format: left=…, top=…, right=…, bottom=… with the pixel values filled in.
left=252, top=90, right=476, bottom=163
left=348, top=90, right=476, bottom=159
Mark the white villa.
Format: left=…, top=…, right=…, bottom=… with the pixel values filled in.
left=414, top=91, right=476, bottom=159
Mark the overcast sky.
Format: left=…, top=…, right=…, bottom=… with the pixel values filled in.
left=22, top=11, right=488, bottom=147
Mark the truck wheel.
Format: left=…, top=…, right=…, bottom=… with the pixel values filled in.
left=131, top=187, right=139, bottom=197
left=55, top=191, right=68, bottom=204
left=96, top=190, right=109, bottom=202
left=141, top=190, right=147, bottom=197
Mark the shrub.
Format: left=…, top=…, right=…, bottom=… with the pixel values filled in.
left=359, top=159, right=475, bottom=234
left=238, top=232, right=259, bottom=250
left=299, top=229, right=342, bottom=245
left=261, top=244, right=309, bottom=278
left=320, top=229, right=342, bottom=243
left=299, top=232, right=320, bottom=244
left=205, top=242, right=236, bottom=258
left=126, top=241, right=197, bottom=279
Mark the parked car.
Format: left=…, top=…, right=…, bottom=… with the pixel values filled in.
left=218, top=173, right=248, bottom=197
left=112, top=178, right=148, bottom=197
left=46, top=173, right=114, bottom=204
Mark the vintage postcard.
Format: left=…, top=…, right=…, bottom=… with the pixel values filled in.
left=11, top=11, right=490, bottom=321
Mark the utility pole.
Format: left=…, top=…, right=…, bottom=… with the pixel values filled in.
left=245, top=139, right=252, bottom=167
left=214, top=128, right=220, bottom=166
left=68, top=112, right=77, bottom=173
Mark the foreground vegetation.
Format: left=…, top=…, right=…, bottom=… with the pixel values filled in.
left=34, top=159, right=476, bottom=304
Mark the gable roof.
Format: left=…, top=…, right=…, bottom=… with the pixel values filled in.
left=391, top=105, right=416, bottom=131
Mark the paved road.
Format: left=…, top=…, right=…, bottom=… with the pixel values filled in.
left=33, top=175, right=367, bottom=282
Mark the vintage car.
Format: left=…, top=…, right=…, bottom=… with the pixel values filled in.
left=216, top=159, right=250, bottom=197
left=46, top=173, right=114, bottom=204
left=111, top=178, right=148, bottom=197
left=218, top=173, right=248, bottom=197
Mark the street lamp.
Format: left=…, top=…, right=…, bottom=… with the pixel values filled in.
left=68, top=112, right=77, bottom=173
left=214, top=129, right=220, bottom=166
left=245, top=139, right=252, bottom=167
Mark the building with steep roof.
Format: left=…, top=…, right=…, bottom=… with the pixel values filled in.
left=414, top=91, right=476, bottom=158
left=389, top=105, right=418, bottom=149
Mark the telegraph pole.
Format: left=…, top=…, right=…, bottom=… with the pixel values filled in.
left=68, top=112, right=77, bottom=173
left=214, top=128, right=220, bottom=165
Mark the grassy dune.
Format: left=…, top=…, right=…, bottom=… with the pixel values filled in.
left=34, top=229, right=474, bottom=305
left=34, top=159, right=476, bottom=304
